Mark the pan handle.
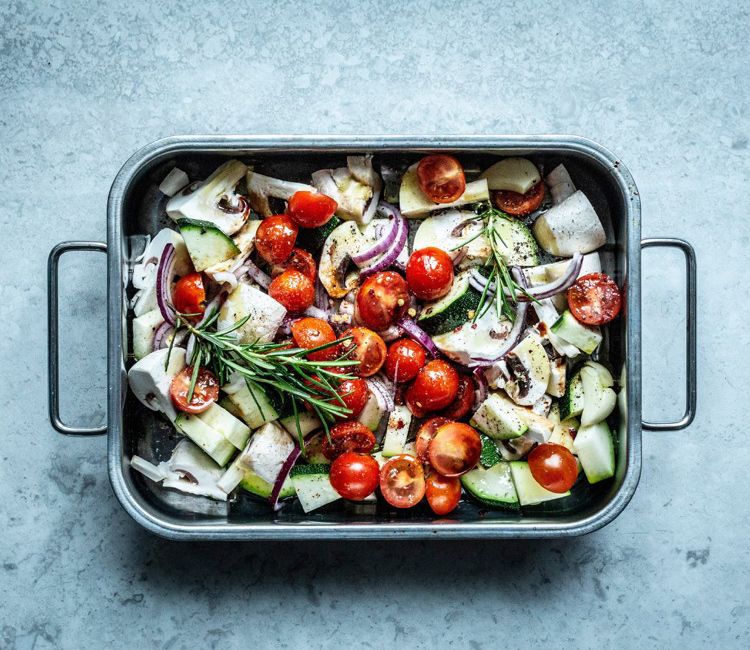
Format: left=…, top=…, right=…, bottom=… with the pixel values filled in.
left=48, top=241, right=108, bottom=435
left=641, top=238, right=697, bottom=431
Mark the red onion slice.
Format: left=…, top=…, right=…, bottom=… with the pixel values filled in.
left=397, top=317, right=439, bottom=358
left=268, top=446, right=302, bottom=511
left=314, top=278, right=328, bottom=310
left=521, top=253, right=583, bottom=300
left=152, top=321, right=173, bottom=350
left=352, top=215, right=399, bottom=265
left=155, top=243, right=177, bottom=326
left=359, top=212, right=407, bottom=278
left=368, top=375, right=395, bottom=412
left=235, top=256, right=271, bottom=289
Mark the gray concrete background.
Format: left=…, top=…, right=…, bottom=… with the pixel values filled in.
left=1, top=0, right=748, bottom=647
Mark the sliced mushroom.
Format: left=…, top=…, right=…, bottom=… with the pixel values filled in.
left=503, top=334, right=551, bottom=406
left=246, top=171, right=316, bottom=217
left=318, top=220, right=365, bottom=298
left=312, top=155, right=382, bottom=226
left=166, top=160, right=249, bottom=236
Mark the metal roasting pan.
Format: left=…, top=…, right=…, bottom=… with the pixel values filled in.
left=47, top=136, right=697, bottom=540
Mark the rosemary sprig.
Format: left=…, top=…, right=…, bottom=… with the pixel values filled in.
left=451, top=204, right=531, bottom=322
left=173, top=312, right=359, bottom=446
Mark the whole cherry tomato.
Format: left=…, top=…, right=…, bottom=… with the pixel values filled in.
left=425, top=472, right=462, bottom=515
left=269, top=269, right=314, bottom=313
left=287, top=191, right=338, bottom=228
left=172, top=272, right=206, bottom=317
left=337, top=378, right=369, bottom=418
left=385, top=338, right=427, bottom=383
left=528, top=443, right=579, bottom=493
left=492, top=180, right=545, bottom=216
left=322, top=421, right=376, bottom=461
left=291, top=317, right=339, bottom=362
left=438, top=375, right=475, bottom=420
left=414, top=416, right=453, bottom=462
left=341, top=327, right=387, bottom=377
left=356, top=271, right=409, bottom=331
left=272, top=247, right=317, bottom=282
left=329, top=452, right=379, bottom=500
left=406, top=247, right=454, bottom=301
left=405, top=359, right=459, bottom=417
left=379, top=455, right=426, bottom=509
left=416, top=155, right=466, bottom=203
left=567, top=273, right=623, bottom=325
left=255, top=214, right=298, bottom=265
left=427, top=422, right=482, bottom=477
left=169, top=366, right=219, bottom=414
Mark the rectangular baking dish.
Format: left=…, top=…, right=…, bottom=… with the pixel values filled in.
left=48, top=135, right=697, bottom=540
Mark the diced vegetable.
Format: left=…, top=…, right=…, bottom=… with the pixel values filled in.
left=479, top=158, right=541, bottom=194
left=532, top=190, right=606, bottom=257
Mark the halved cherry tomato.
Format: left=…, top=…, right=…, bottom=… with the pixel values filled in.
left=322, top=421, right=376, bottom=461
left=425, top=472, right=462, bottom=515
left=405, top=359, right=459, bottom=416
left=355, top=271, right=409, bottom=331
left=341, top=327, right=387, bottom=377
left=379, top=455, right=426, bottom=509
left=268, top=269, right=314, bottom=313
left=414, top=416, right=452, bottom=462
left=272, top=248, right=316, bottom=282
left=528, top=443, right=578, bottom=493
left=438, top=375, right=475, bottom=420
left=416, top=155, right=466, bottom=204
left=385, top=338, right=427, bottom=383
left=169, top=366, right=219, bottom=414
left=287, top=191, right=338, bottom=228
left=492, top=180, right=545, bottom=216
left=330, top=452, right=379, bottom=500
left=405, top=247, right=454, bottom=301
left=172, top=272, right=206, bottom=317
left=428, top=422, right=482, bottom=477
left=255, top=214, right=298, bottom=265
left=567, top=273, right=622, bottom=325
left=291, top=317, right=339, bottom=362
left=337, top=378, right=369, bottom=418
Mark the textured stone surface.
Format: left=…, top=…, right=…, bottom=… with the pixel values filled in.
left=1, top=0, right=748, bottom=647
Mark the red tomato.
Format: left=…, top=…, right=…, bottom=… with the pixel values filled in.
left=255, top=214, right=298, bottom=265
left=425, top=472, right=462, bottom=515
left=428, top=422, right=482, bottom=477
left=322, top=421, right=376, bottom=461
left=337, top=378, right=369, bottom=418
left=268, top=269, right=314, bottom=313
left=405, top=247, right=455, bottom=301
left=385, top=338, right=427, bottom=383
left=492, top=180, right=545, bottom=216
left=405, top=359, right=459, bottom=416
left=341, top=327, right=387, bottom=377
left=414, top=416, right=452, bottom=462
left=291, top=317, right=339, bottom=362
left=528, top=443, right=579, bottom=493
left=172, top=272, right=206, bottom=317
left=567, top=273, right=622, bottom=325
left=416, top=155, right=466, bottom=203
left=287, top=191, right=338, bottom=228
left=169, top=366, right=219, bottom=414
left=356, top=271, right=409, bottom=331
left=272, top=248, right=317, bottom=282
left=438, top=375, right=475, bottom=420
left=379, top=455, right=426, bottom=509
left=329, top=452, right=379, bottom=500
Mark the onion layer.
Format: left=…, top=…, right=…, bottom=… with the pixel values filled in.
left=352, top=214, right=399, bottom=266
left=269, top=446, right=302, bottom=511
left=155, top=243, right=177, bottom=326
left=368, top=375, right=395, bottom=412
left=397, top=317, right=439, bottom=358
left=236, top=256, right=271, bottom=289
left=359, top=204, right=407, bottom=278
